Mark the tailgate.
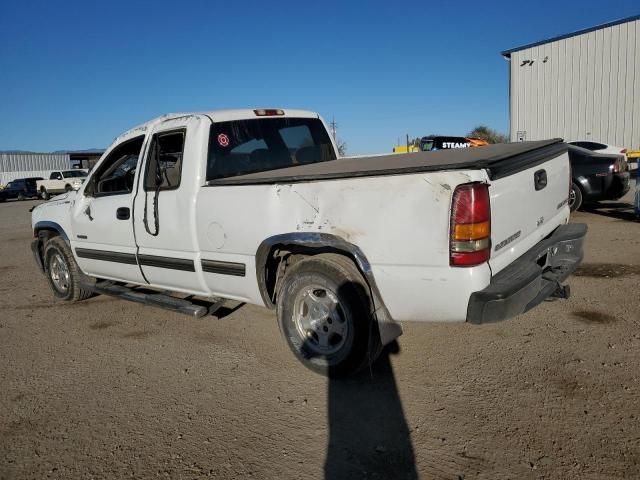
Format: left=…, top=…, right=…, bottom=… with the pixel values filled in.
left=488, top=146, right=571, bottom=275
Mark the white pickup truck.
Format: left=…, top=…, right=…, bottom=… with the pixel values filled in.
left=37, top=169, right=88, bottom=200
left=30, top=109, right=587, bottom=376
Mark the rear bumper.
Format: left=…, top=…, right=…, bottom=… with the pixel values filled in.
left=606, top=172, right=631, bottom=200
left=466, top=223, right=587, bottom=324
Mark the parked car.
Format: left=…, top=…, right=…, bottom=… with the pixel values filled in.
left=37, top=170, right=88, bottom=200
left=569, top=141, right=628, bottom=160
left=30, top=109, right=586, bottom=376
left=0, top=177, right=42, bottom=202
left=568, top=145, right=631, bottom=211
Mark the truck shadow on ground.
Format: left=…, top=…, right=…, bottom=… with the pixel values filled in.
left=325, top=341, right=418, bottom=480
left=581, top=201, right=639, bottom=222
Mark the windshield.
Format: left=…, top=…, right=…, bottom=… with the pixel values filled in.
left=206, top=117, right=336, bottom=180
left=420, top=139, right=435, bottom=151
left=63, top=170, right=87, bottom=178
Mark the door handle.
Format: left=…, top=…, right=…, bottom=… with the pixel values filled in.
left=116, top=207, right=130, bottom=220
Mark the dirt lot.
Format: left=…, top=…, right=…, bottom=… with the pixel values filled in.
left=1, top=190, right=639, bottom=480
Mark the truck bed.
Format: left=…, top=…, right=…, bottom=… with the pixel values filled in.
left=207, top=139, right=566, bottom=185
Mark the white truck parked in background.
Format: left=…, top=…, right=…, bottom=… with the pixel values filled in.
left=37, top=170, right=88, bottom=200
left=30, top=109, right=587, bottom=376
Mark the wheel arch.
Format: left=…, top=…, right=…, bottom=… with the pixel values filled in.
left=33, top=221, right=70, bottom=244
left=256, top=232, right=402, bottom=345
left=31, top=221, right=71, bottom=272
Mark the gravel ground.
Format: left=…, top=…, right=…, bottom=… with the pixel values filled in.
left=0, top=190, right=639, bottom=480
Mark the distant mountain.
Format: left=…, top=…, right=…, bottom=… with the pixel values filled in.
left=0, top=150, right=39, bottom=154
left=52, top=148, right=105, bottom=154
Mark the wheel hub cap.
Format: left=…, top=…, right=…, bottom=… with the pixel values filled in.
left=50, top=253, right=70, bottom=293
left=293, top=286, right=348, bottom=356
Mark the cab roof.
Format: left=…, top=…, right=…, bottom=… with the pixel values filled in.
left=115, top=108, right=320, bottom=143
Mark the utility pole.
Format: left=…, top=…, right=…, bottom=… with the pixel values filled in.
left=329, top=117, right=337, bottom=141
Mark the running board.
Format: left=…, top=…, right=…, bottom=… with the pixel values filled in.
left=84, top=281, right=218, bottom=318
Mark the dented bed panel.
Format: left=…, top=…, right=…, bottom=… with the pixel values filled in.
left=195, top=169, right=488, bottom=321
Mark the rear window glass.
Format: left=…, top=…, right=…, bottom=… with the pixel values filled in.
left=570, top=141, right=606, bottom=150
left=206, top=118, right=336, bottom=180
left=63, top=170, right=87, bottom=178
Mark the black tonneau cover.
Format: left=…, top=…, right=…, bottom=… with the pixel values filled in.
left=207, top=139, right=566, bottom=186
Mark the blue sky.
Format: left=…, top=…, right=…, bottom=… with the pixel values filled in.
left=0, top=1, right=638, bottom=155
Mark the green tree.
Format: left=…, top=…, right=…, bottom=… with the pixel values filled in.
left=337, top=139, right=347, bottom=157
left=467, top=126, right=509, bottom=144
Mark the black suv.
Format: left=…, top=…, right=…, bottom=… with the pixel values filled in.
left=0, top=177, right=42, bottom=202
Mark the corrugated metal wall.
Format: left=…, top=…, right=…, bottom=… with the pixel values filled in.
left=0, top=153, right=70, bottom=185
left=509, top=18, right=640, bottom=149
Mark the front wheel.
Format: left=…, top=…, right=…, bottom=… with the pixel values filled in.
left=276, top=254, right=380, bottom=377
left=17, top=192, right=25, bottom=201
left=569, top=182, right=583, bottom=212
left=43, top=237, right=93, bottom=301
left=41, top=189, right=50, bottom=200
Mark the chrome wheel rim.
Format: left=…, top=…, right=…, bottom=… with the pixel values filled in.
left=50, top=252, right=70, bottom=293
left=293, top=285, right=349, bottom=356
left=568, top=188, right=576, bottom=208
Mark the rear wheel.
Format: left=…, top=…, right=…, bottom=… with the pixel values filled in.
left=65, top=184, right=72, bottom=192
left=43, top=237, right=93, bottom=301
left=276, top=254, right=380, bottom=377
left=569, top=182, right=583, bottom=212
left=17, top=192, right=25, bottom=201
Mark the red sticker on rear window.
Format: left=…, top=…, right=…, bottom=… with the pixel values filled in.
left=218, top=133, right=230, bottom=147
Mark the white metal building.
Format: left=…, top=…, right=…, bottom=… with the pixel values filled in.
left=0, top=153, right=70, bottom=186
left=502, top=15, right=640, bottom=149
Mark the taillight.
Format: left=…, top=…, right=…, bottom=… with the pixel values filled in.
left=450, top=183, right=491, bottom=267
left=254, top=109, right=285, bottom=116
left=621, top=149, right=627, bottom=154
left=612, top=161, right=620, bottom=173
left=611, top=157, right=626, bottom=173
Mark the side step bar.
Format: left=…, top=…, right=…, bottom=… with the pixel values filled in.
left=83, top=280, right=222, bottom=318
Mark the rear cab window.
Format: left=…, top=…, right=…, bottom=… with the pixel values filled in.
left=206, top=117, right=336, bottom=180
left=62, top=170, right=87, bottom=178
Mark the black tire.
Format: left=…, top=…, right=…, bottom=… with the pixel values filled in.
left=65, top=184, right=72, bottom=192
left=17, top=192, right=25, bottom=201
left=43, top=236, right=93, bottom=302
left=276, top=253, right=380, bottom=377
left=569, top=182, right=583, bottom=212
left=41, top=189, right=50, bottom=200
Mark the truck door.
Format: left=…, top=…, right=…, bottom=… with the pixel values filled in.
left=70, top=135, right=147, bottom=284
left=132, top=116, right=208, bottom=295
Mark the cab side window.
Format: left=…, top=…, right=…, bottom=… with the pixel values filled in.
left=51, top=172, right=62, bottom=180
left=145, top=130, right=185, bottom=191
left=86, top=136, right=145, bottom=196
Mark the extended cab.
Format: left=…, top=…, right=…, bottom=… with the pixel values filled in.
left=30, top=109, right=587, bottom=376
left=37, top=169, right=88, bottom=200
